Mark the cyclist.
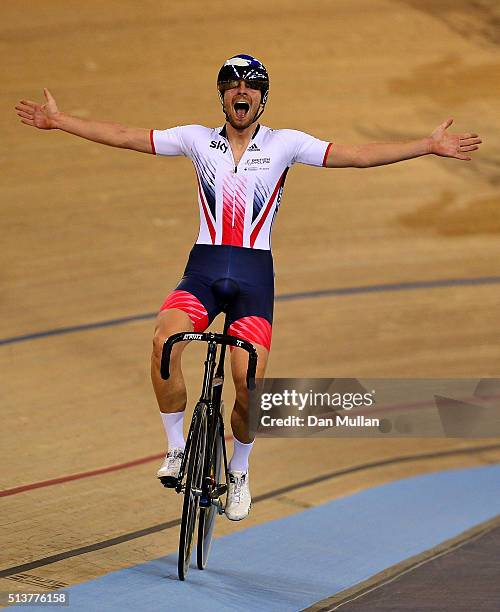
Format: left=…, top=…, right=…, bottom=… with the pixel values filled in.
left=15, top=54, right=481, bottom=521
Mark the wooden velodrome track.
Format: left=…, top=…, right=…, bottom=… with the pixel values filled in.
left=2, top=0, right=500, bottom=601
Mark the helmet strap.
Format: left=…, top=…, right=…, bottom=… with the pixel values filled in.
left=253, top=103, right=265, bottom=122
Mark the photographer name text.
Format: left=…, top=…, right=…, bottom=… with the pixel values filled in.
left=260, top=415, right=380, bottom=428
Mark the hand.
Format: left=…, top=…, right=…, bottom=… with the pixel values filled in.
left=429, top=118, right=482, bottom=161
left=15, top=88, right=61, bottom=129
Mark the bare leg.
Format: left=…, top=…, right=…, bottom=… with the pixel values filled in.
left=151, top=308, right=193, bottom=414
left=230, top=343, right=269, bottom=443
left=224, top=343, right=269, bottom=520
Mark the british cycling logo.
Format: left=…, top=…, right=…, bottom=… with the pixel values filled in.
left=209, top=140, right=228, bottom=154
left=246, top=157, right=271, bottom=166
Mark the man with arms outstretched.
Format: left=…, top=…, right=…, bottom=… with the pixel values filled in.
left=15, top=54, right=482, bottom=521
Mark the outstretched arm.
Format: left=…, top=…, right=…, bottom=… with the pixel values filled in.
left=324, top=118, right=482, bottom=168
left=15, top=88, right=153, bottom=154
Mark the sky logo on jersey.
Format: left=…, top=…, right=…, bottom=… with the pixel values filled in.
left=210, top=140, right=228, bottom=154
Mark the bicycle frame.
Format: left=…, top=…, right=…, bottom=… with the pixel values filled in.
left=160, top=324, right=258, bottom=499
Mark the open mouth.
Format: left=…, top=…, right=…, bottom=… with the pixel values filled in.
left=233, top=100, right=250, bottom=120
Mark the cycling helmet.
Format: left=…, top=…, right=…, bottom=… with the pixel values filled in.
left=217, top=54, right=269, bottom=121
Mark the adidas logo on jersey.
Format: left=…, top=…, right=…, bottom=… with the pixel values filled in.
left=248, top=143, right=260, bottom=151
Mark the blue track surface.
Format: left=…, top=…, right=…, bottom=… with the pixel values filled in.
left=26, top=464, right=500, bottom=611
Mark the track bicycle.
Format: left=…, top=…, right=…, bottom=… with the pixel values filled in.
left=159, top=279, right=258, bottom=581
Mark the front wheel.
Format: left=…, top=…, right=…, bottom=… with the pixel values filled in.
left=178, top=404, right=207, bottom=581
left=197, top=410, right=224, bottom=570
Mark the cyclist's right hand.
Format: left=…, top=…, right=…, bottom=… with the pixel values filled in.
left=15, top=88, right=60, bottom=130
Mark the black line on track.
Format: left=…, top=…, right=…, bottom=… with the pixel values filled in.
left=2, top=275, right=500, bottom=346
left=0, top=519, right=180, bottom=579
left=1, top=442, right=499, bottom=578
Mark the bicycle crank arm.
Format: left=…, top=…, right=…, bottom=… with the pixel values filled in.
left=212, top=483, right=227, bottom=498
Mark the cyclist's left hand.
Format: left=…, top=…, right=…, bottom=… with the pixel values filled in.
left=429, top=118, right=482, bottom=161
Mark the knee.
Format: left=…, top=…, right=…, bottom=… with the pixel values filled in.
left=152, top=327, right=186, bottom=372
left=152, top=328, right=167, bottom=362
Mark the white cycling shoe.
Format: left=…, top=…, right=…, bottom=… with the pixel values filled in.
left=225, top=470, right=251, bottom=521
left=157, top=448, right=184, bottom=487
